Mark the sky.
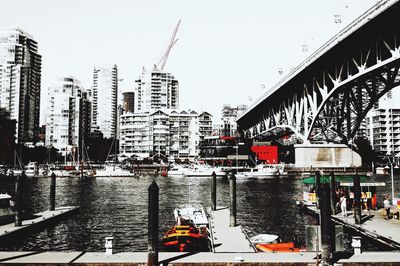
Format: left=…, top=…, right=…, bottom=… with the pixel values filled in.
left=1, top=0, right=380, bottom=124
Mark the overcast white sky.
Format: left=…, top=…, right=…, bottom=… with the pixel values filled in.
left=1, top=0, right=380, bottom=124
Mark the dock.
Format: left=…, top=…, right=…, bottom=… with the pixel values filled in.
left=208, top=207, right=255, bottom=252
left=300, top=204, right=400, bottom=249
left=1, top=251, right=400, bottom=265
left=0, top=206, right=79, bottom=243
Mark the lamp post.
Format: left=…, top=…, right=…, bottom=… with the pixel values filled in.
left=387, top=155, right=395, bottom=205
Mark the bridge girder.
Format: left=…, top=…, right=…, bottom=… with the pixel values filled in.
left=240, top=1, right=400, bottom=145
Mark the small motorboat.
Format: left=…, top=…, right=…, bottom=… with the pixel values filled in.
left=250, top=234, right=300, bottom=253
left=174, top=204, right=209, bottom=228
left=162, top=224, right=209, bottom=252
left=255, top=242, right=301, bottom=252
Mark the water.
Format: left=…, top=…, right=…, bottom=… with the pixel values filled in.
left=0, top=174, right=398, bottom=252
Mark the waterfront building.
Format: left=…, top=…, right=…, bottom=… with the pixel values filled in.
left=135, top=67, right=179, bottom=112
left=366, top=90, right=400, bottom=161
left=119, top=110, right=212, bottom=160
left=217, top=104, right=247, bottom=137
left=45, top=76, right=91, bottom=156
left=92, top=65, right=118, bottom=138
left=0, top=28, right=42, bottom=143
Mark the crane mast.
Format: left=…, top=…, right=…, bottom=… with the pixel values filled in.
left=156, top=19, right=181, bottom=70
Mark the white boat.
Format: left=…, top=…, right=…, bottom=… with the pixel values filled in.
left=94, top=165, right=138, bottom=177
left=236, top=164, right=279, bottom=178
left=185, top=164, right=226, bottom=177
left=168, top=164, right=188, bottom=177
left=0, top=193, right=15, bottom=225
left=249, top=234, right=280, bottom=245
left=173, top=204, right=209, bottom=227
left=25, top=162, right=38, bottom=177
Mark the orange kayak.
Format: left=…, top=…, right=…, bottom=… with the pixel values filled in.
left=255, top=242, right=301, bottom=252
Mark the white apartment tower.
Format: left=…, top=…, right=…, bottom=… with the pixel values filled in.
left=135, top=68, right=179, bottom=112
left=366, top=92, right=400, bottom=160
left=45, top=77, right=91, bottom=155
left=0, top=28, right=42, bottom=143
left=92, top=65, right=118, bottom=138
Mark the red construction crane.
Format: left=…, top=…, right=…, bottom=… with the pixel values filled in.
left=155, top=19, right=181, bottom=71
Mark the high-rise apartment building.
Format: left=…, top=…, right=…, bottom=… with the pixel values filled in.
left=119, top=110, right=212, bottom=160
left=45, top=76, right=91, bottom=155
left=0, top=28, right=42, bottom=143
left=92, top=65, right=118, bottom=138
left=135, top=68, right=179, bottom=112
left=366, top=92, right=400, bottom=161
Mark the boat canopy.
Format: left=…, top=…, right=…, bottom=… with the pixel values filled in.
left=302, top=175, right=369, bottom=184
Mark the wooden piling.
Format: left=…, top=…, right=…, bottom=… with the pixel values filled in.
left=229, top=173, right=236, bottom=227
left=50, top=172, right=56, bottom=211
left=14, top=172, right=26, bottom=227
left=315, top=171, right=321, bottom=209
left=319, top=183, right=334, bottom=265
left=147, top=181, right=159, bottom=266
left=353, top=173, right=362, bottom=224
left=330, top=172, right=336, bottom=215
left=211, top=171, right=216, bottom=211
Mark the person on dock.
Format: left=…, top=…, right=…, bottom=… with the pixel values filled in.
left=339, top=192, right=347, bottom=217
left=384, top=195, right=391, bottom=220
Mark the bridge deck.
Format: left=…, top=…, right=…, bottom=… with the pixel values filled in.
left=208, top=207, right=255, bottom=253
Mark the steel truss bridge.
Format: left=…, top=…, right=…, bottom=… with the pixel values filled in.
left=237, top=0, right=400, bottom=147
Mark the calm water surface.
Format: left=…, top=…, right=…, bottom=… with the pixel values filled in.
left=0, top=174, right=398, bottom=252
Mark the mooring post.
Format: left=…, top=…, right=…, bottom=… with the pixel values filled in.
left=330, top=172, right=337, bottom=215
left=353, top=172, right=362, bottom=224
left=147, top=181, right=159, bottom=266
left=15, top=172, right=26, bottom=227
left=319, top=183, right=334, bottom=265
left=211, top=171, right=217, bottom=211
left=50, top=172, right=56, bottom=211
left=229, top=173, right=237, bottom=227
left=315, top=171, right=321, bottom=209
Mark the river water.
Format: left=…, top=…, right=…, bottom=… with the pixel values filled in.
left=0, top=174, right=398, bottom=252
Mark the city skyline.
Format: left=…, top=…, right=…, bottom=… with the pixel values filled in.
left=1, top=0, right=381, bottom=124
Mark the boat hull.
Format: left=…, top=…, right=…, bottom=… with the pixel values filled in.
left=255, top=242, right=301, bottom=252
left=162, top=225, right=209, bottom=252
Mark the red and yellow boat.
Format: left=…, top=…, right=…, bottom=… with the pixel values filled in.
left=162, top=225, right=209, bottom=252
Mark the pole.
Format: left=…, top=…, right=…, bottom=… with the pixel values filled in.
left=319, top=183, right=334, bottom=265
left=330, top=172, right=337, bottom=215
left=211, top=171, right=217, bottom=211
left=229, top=173, right=237, bottom=227
left=353, top=173, right=362, bottom=224
left=50, top=172, right=56, bottom=211
left=389, top=157, right=395, bottom=205
left=147, top=181, right=159, bottom=266
left=315, top=171, right=321, bottom=209
left=15, top=172, right=26, bottom=227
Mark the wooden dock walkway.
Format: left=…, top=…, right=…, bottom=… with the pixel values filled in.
left=0, top=206, right=79, bottom=242
left=208, top=207, right=255, bottom=253
left=301, top=204, right=400, bottom=249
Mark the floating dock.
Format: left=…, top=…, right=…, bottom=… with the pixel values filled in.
left=1, top=251, right=400, bottom=265
left=300, top=204, right=400, bottom=249
left=0, top=206, right=79, bottom=243
left=208, top=207, right=255, bottom=252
